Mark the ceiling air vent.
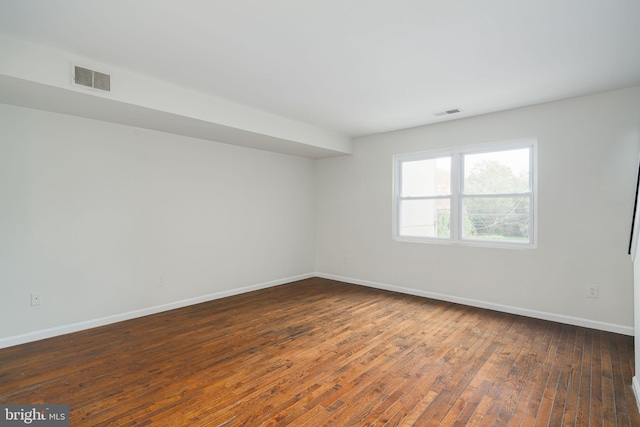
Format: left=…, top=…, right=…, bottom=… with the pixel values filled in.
left=434, top=108, right=462, bottom=117
left=73, top=66, right=111, bottom=92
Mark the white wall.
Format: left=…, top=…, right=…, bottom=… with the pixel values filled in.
left=3, top=86, right=639, bottom=348
left=633, top=121, right=640, bottom=407
left=633, top=241, right=640, bottom=404
left=0, top=103, right=316, bottom=344
left=316, top=86, right=640, bottom=332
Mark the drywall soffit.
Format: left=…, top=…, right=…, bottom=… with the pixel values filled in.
left=0, top=74, right=350, bottom=159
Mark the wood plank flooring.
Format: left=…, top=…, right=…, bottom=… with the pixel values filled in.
left=1, top=277, right=638, bottom=426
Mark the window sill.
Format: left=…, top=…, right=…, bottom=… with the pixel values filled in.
left=394, top=236, right=537, bottom=250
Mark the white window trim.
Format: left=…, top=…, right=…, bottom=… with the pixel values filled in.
left=393, top=138, right=538, bottom=249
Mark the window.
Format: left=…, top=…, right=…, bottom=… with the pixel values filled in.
left=393, top=139, right=536, bottom=248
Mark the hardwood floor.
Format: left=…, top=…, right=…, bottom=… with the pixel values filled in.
left=1, top=277, right=638, bottom=426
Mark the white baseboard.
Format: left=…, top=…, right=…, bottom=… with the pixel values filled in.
left=633, top=377, right=640, bottom=413
left=316, top=273, right=635, bottom=336
left=0, top=273, right=314, bottom=349
left=2, top=271, right=632, bottom=350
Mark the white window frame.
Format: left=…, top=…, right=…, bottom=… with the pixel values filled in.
left=393, top=138, right=537, bottom=249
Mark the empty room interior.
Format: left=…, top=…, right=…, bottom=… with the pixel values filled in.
left=2, top=1, right=640, bottom=425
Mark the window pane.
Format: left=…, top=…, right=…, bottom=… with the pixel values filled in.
left=463, top=148, right=530, bottom=195
left=462, top=196, right=530, bottom=243
left=399, top=199, right=450, bottom=238
left=401, top=156, right=451, bottom=197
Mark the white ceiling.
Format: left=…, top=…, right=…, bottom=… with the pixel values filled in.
left=0, top=0, right=639, bottom=138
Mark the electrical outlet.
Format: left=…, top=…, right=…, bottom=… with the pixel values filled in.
left=586, top=284, right=599, bottom=299
left=30, top=292, right=42, bottom=306
left=158, top=276, right=165, bottom=287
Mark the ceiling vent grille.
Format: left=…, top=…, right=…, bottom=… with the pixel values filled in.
left=434, top=108, right=462, bottom=117
left=73, top=66, right=111, bottom=92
